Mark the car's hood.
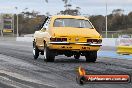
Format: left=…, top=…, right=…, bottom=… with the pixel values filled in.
left=51, top=27, right=101, bottom=38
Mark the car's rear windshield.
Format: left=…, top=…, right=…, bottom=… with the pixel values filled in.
left=53, top=18, right=93, bottom=29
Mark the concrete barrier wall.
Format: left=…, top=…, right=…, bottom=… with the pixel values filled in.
left=16, top=37, right=126, bottom=46
left=0, top=37, right=16, bottom=41
left=24, top=34, right=34, bottom=37
left=16, top=37, right=33, bottom=42
left=102, top=38, right=117, bottom=46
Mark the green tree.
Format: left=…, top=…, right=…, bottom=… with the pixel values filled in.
left=128, top=12, right=132, bottom=28
left=14, top=11, right=46, bottom=35
left=90, top=15, right=105, bottom=33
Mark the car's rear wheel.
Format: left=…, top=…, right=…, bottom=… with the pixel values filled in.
left=74, top=54, right=80, bottom=59
left=85, top=51, right=97, bottom=62
left=33, top=41, right=39, bottom=60
left=44, top=44, right=55, bottom=62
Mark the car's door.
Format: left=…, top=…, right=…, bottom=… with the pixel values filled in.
left=36, top=17, right=51, bottom=46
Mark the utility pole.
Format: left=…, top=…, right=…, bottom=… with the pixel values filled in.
left=12, top=14, right=14, bottom=37
left=17, top=11, right=19, bottom=37
left=0, top=14, right=3, bottom=37
left=15, top=7, right=19, bottom=37
left=105, top=0, right=108, bottom=38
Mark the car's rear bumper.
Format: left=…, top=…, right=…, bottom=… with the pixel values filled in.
left=49, top=42, right=102, bottom=46
left=48, top=42, right=101, bottom=51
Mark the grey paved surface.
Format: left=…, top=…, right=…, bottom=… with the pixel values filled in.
left=0, top=40, right=131, bottom=88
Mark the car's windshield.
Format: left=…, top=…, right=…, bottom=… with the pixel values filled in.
left=54, top=18, right=93, bottom=29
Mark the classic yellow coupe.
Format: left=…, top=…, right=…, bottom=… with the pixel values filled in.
left=117, top=36, right=132, bottom=55
left=33, top=15, right=102, bottom=62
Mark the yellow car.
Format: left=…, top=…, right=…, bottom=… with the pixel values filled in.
left=117, top=46, right=132, bottom=55
left=33, top=15, right=102, bottom=62
left=117, top=38, right=132, bottom=55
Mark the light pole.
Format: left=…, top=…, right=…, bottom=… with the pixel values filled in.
left=15, top=7, right=19, bottom=37
left=12, top=13, right=15, bottom=37
left=0, top=14, right=3, bottom=37
left=105, top=0, right=108, bottom=38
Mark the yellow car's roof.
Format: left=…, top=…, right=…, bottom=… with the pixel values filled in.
left=51, top=15, right=89, bottom=20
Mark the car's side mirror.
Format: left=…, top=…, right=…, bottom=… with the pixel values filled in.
left=41, top=28, right=46, bottom=32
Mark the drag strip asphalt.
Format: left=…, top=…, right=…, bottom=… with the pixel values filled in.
left=0, top=41, right=132, bottom=88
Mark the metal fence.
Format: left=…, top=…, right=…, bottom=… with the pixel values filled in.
left=102, top=31, right=132, bottom=38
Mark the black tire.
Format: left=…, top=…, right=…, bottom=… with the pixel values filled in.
left=74, top=54, right=80, bottom=59
left=122, top=54, right=130, bottom=55
left=85, top=51, right=97, bottom=62
left=33, top=41, right=39, bottom=60
left=44, top=44, right=55, bottom=62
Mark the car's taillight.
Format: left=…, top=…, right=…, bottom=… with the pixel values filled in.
left=50, top=38, right=67, bottom=42
left=87, top=39, right=92, bottom=43
left=98, top=39, right=102, bottom=43
left=56, top=38, right=61, bottom=41
left=50, top=38, right=56, bottom=41
left=62, top=38, right=67, bottom=41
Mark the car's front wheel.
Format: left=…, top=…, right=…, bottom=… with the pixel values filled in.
left=85, top=51, right=97, bottom=62
left=33, top=41, right=39, bottom=60
left=44, top=44, right=55, bottom=62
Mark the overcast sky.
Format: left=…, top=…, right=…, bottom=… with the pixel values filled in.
left=0, top=0, right=132, bottom=15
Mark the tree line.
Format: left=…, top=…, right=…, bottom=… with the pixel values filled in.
left=90, top=10, right=132, bottom=34
left=13, top=9, right=132, bottom=36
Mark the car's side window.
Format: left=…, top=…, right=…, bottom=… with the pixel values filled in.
left=43, top=18, right=50, bottom=30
